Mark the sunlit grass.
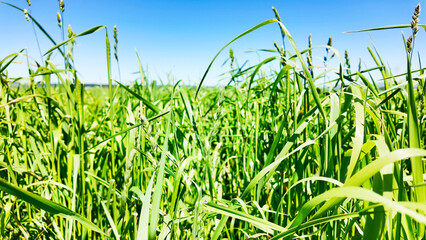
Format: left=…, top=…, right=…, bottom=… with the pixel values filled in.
left=0, top=1, right=425, bottom=239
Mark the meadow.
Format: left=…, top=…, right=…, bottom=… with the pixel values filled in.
left=0, top=1, right=426, bottom=239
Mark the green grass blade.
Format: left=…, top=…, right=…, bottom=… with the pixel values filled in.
left=115, top=80, right=160, bottom=113
left=211, top=215, right=229, bottom=240
left=149, top=112, right=171, bottom=239
left=101, top=201, right=120, bottom=239
left=205, top=202, right=287, bottom=233
left=271, top=212, right=364, bottom=239
left=313, top=148, right=426, bottom=218
left=0, top=50, right=24, bottom=73
left=289, top=186, right=426, bottom=230
left=241, top=140, right=315, bottom=199
left=44, top=26, right=106, bottom=56
left=135, top=51, right=146, bottom=85
left=356, top=72, right=379, bottom=97
left=195, top=19, right=278, bottom=98
left=0, top=1, right=66, bottom=58
left=345, top=24, right=426, bottom=33
left=85, top=112, right=169, bottom=154
left=0, top=178, right=104, bottom=235
left=276, top=21, right=328, bottom=120
left=405, top=40, right=425, bottom=206
left=180, top=89, right=214, bottom=198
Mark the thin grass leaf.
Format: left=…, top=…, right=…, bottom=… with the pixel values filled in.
left=0, top=50, right=25, bottom=73
left=205, top=202, right=287, bottom=233
left=44, top=26, right=106, bottom=56
left=313, top=148, right=426, bottom=219
left=0, top=178, right=104, bottom=235
left=196, top=19, right=278, bottom=98
left=289, top=186, right=426, bottom=231
left=101, top=201, right=120, bottom=239
left=149, top=112, right=171, bottom=238
left=136, top=173, right=155, bottom=240
left=276, top=21, right=329, bottom=120
left=345, top=24, right=426, bottom=33
left=345, top=86, right=365, bottom=181
left=115, top=80, right=160, bottom=113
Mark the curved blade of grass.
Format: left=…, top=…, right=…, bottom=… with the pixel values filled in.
left=31, top=67, right=71, bottom=77
left=85, top=172, right=121, bottom=197
left=356, top=72, right=379, bottom=97
left=252, top=104, right=323, bottom=199
left=276, top=21, right=328, bottom=120
left=255, top=100, right=346, bottom=199
left=0, top=2, right=66, bottom=58
left=195, top=19, right=278, bottom=98
left=0, top=50, right=24, bottom=73
left=345, top=24, right=426, bottom=33
left=268, top=65, right=292, bottom=106
left=286, top=176, right=344, bottom=197
left=205, top=202, right=287, bottom=233
left=0, top=178, right=104, bottom=235
left=85, top=111, right=168, bottom=154
left=271, top=212, right=364, bottom=239
left=44, top=26, right=106, bottom=56
left=313, top=148, right=426, bottom=219
left=0, top=94, right=42, bottom=109
left=247, top=56, right=277, bottom=93
left=400, top=202, right=426, bottom=212
left=115, top=81, right=159, bottom=113
left=347, top=149, right=425, bottom=187
left=241, top=140, right=316, bottom=199
left=289, top=186, right=426, bottom=230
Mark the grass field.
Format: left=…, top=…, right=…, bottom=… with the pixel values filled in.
left=1, top=1, right=426, bottom=239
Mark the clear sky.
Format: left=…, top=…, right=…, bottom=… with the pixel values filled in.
left=1, top=0, right=425, bottom=86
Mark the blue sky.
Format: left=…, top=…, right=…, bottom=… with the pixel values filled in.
left=0, top=0, right=424, bottom=86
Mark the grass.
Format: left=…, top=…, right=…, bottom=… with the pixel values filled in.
left=0, top=1, right=426, bottom=239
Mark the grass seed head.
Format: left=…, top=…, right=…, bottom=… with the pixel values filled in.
left=67, top=24, right=75, bottom=43
left=413, top=3, right=421, bottom=19
left=307, top=34, right=313, bottom=66
left=345, top=50, right=351, bottom=74
left=326, top=36, right=332, bottom=54
left=27, top=0, right=31, bottom=7
left=114, top=25, right=118, bottom=60
left=68, top=25, right=73, bottom=37
left=24, top=9, right=29, bottom=21
left=307, top=51, right=313, bottom=66
left=60, top=0, right=65, bottom=12
left=229, top=48, right=234, bottom=62
left=272, top=7, right=281, bottom=21
left=57, top=12, right=62, bottom=27
left=113, top=25, right=118, bottom=41
left=407, top=35, right=413, bottom=52
left=411, top=4, right=421, bottom=36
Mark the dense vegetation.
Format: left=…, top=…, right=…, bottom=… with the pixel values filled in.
left=1, top=1, right=425, bottom=239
